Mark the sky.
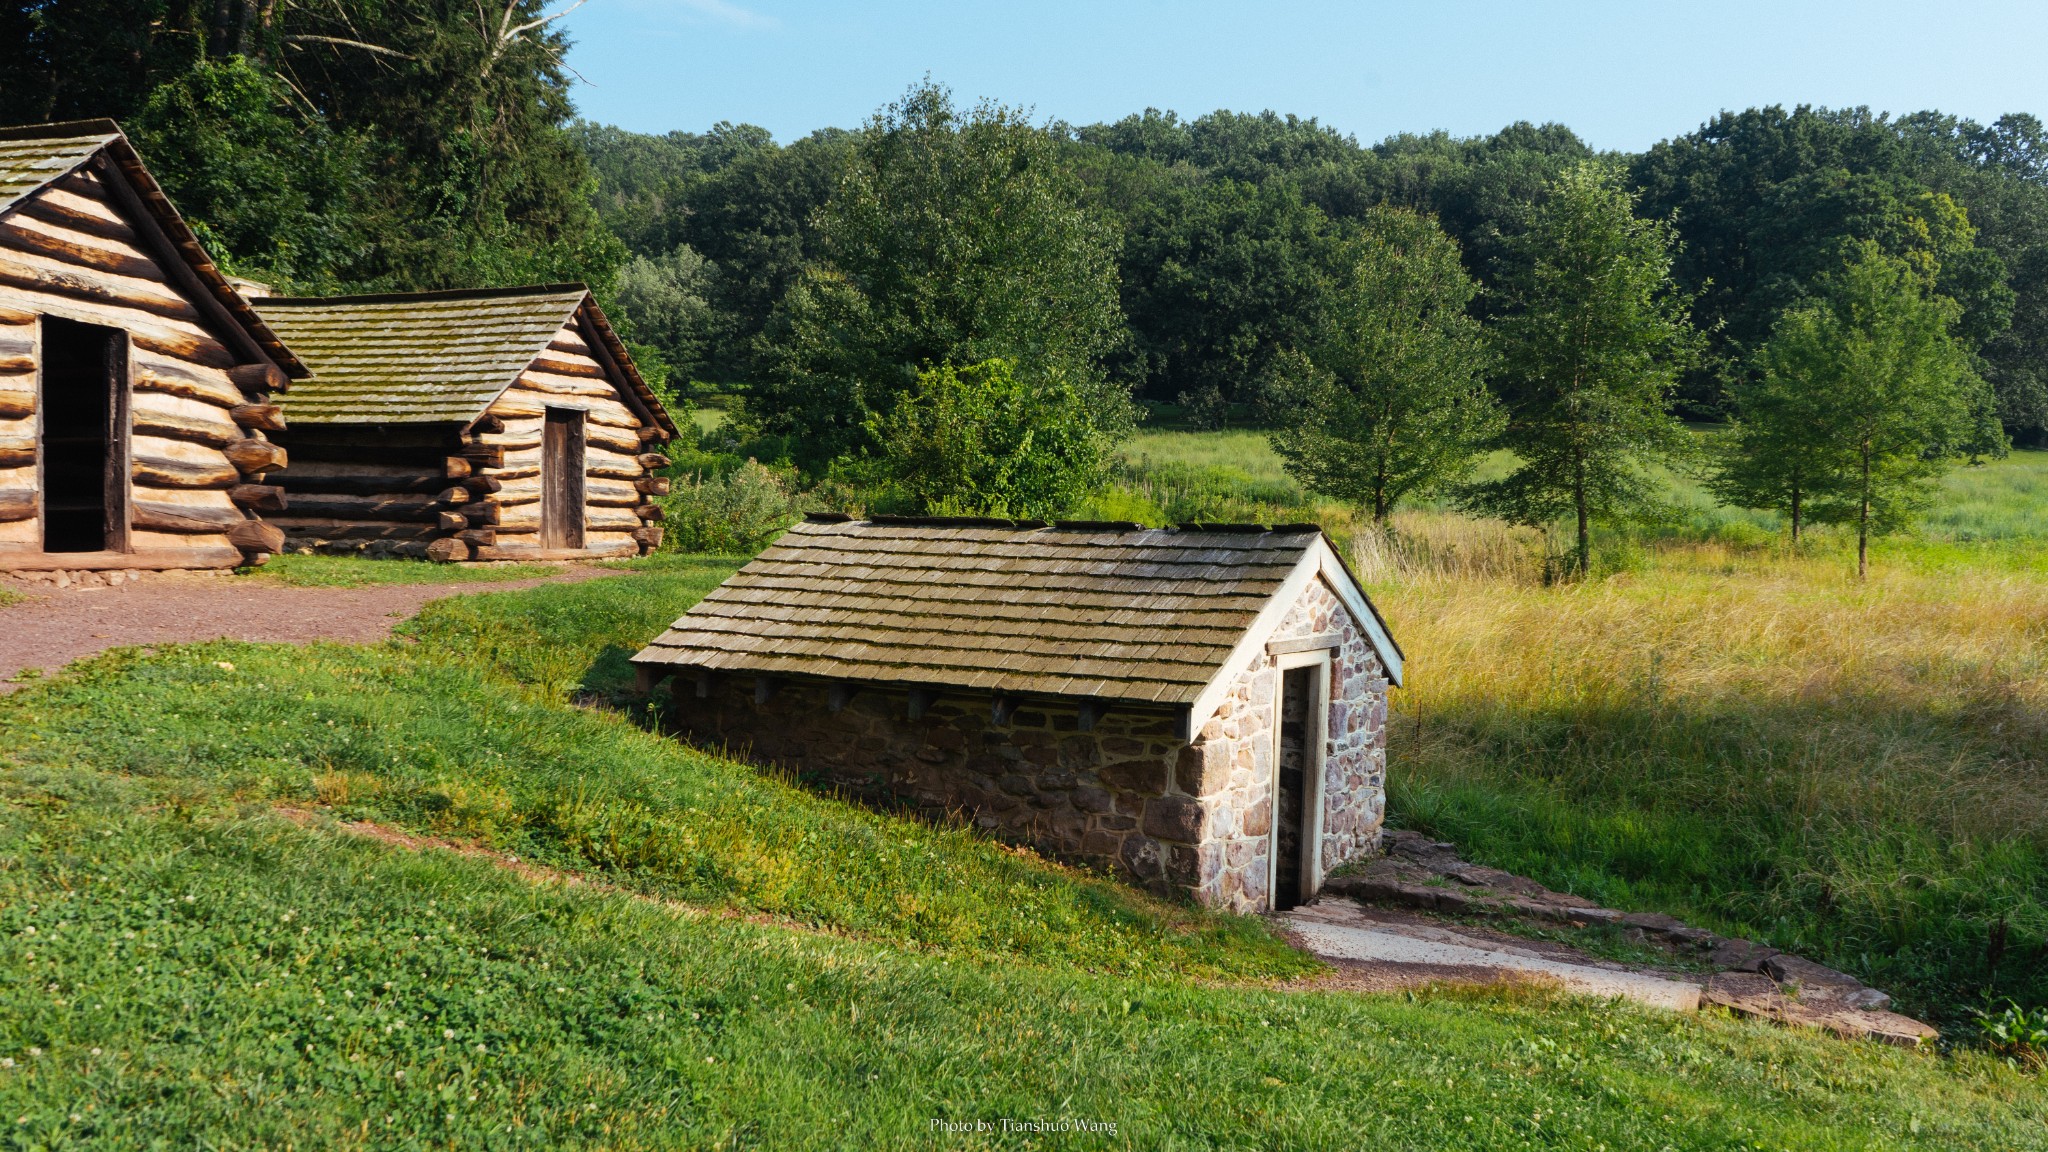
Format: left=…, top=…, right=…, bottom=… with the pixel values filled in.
left=560, top=0, right=2048, bottom=151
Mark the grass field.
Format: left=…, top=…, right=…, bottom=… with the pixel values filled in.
left=240, top=554, right=567, bottom=587
left=1117, top=428, right=2048, bottom=543
left=3, top=567, right=2046, bottom=1146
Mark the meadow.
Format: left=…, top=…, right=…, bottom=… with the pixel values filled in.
left=3, top=560, right=2046, bottom=1146
left=0, top=430, right=2044, bottom=1143
left=1113, top=430, right=2048, bottom=1026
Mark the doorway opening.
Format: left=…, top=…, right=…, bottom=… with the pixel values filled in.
left=1271, top=663, right=1321, bottom=911
left=540, top=406, right=586, bottom=551
left=38, top=317, right=127, bottom=553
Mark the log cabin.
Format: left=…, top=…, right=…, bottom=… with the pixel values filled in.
left=251, top=285, right=678, bottom=562
left=632, top=516, right=1404, bottom=913
left=0, top=120, right=307, bottom=571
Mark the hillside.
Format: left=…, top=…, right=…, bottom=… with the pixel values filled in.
left=1, top=555, right=2045, bottom=1146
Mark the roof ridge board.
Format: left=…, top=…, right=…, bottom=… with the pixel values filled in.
left=771, top=542, right=1307, bottom=571
left=0, top=119, right=125, bottom=142
left=717, top=575, right=1284, bottom=605
left=769, top=538, right=1301, bottom=564
left=254, top=283, right=589, bottom=307
left=750, top=556, right=1299, bottom=585
left=741, top=553, right=1301, bottom=580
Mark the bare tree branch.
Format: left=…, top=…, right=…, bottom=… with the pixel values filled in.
left=284, top=33, right=414, bottom=59
left=504, top=0, right=588, bottom=41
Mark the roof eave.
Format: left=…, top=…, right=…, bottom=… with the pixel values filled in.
left=91, top=133, right=307, bottom=380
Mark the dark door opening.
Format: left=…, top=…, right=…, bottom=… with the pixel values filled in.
left=1272, top=664, right=1318, bottom=911
left=39, top=317, right=127, bottom=553
left=541, top=407, right=586, bottom=551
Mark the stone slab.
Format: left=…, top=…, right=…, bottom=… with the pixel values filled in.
left=1281, top=912, right=1703, bottom=1013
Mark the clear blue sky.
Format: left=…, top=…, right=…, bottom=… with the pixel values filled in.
left=561, top=1, right=2048, bottom=151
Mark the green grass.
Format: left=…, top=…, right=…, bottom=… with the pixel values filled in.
left=1, top=569, right=2044, bottom=1145
left=1119, top=428, right=2048, bottom=542
left=8, top=765, right=2043, bottom=1149
left=241, top=554, right=566, bottom=588
left=0, top=586, right=23, bottom=609
left=1377, top=539, right=2048, bottom=1029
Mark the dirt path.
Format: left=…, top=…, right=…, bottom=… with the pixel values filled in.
left=0, top=567, right=608, bottom=692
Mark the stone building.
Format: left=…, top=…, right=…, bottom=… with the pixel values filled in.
left=631, top=515, right=1404, bottom=913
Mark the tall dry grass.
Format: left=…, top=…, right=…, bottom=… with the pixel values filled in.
left=1361, top=517, right=2048, bottom=1021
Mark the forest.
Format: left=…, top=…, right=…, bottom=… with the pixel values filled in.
left=11, top=2, right=2046, bottom=582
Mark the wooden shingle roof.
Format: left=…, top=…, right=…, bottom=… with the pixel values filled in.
left=632, top=517, right=1401, bottom=707
left=0, top=119, right=307, bottom=377
left=0, top=125, right=116, bottom=214
left=252, top=285, right=678, bottom=437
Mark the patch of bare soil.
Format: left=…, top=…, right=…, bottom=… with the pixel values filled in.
left=0, top=566, right=608, bottom=692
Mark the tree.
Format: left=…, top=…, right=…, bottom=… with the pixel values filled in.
left=1703, top=369, right=1840, bottom=543
left=866, top=359, right=1117, bottom=518
left=753, top=82, right=1127, bottom=468
left=1730, top=244, right=1995, bottom=577
left=612, top=246, right=717, bottom=383
left=3, top=1, right=621, bottom=292
left=1268, top=207, right=1500, bottom=524
left=1115, top=177, right=1350, bottom=420
left=1462, top=163, right=1701, bottom=577
left=1631, top=105, right=2025, bottom=423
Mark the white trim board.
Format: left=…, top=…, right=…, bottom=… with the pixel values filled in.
left=1183, top=537, right=1404, bottom=735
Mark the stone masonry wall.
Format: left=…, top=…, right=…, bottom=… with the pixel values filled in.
left=663, top=574, right=1389, bottom=912
left=1184, top=578, right=1390, bottom=912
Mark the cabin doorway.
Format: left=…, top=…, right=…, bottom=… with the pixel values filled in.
left=541, top=406, right=586, bottom=551
left=38, top=317, right=128, bottom=554
left=1270, top=661, right=1325, bottom=911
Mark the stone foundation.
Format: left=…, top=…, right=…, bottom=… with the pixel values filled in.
left=664, top=574, right=1390, bottom=912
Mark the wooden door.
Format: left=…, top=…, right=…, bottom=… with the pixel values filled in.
left=1269, top=660, right=1326, bottom=912
left=38, top=317, right=129, bottom=554
left=541, top=407, right=586, bottom=551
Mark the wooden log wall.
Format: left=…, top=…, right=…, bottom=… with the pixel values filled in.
left=464, top=316, right=662, bottom=562
left=266, top=432, right=465, bottom=559
left=0, top=167, right=282, bottom=569
left=267, top=317, right=664, bottom=562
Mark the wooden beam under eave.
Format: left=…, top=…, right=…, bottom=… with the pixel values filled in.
left=828, top=683, right=854, bottom=713
left=1077, top=700, right=1110, bottom=732
left=906, top=687, right=935, bottom=720
left=754, top=674, right=775, bottom=705
left=990, top=695, right=1019, bottom=725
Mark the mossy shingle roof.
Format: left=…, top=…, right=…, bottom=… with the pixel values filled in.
left=252, top=285, right=678, bottom=436
left=0, top=119, right=306, bottom=376
left=0, top=126, right=118, bottom=215
left=254, top=286, right=586, bottom=424
left=631, top=517, right=1360, bottom=706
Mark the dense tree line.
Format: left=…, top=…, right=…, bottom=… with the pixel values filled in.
left=7, top=12, right=2039, bottom=564
left=585, top=98, right=2048, bottom=449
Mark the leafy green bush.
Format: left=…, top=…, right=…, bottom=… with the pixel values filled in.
left=866, top=359, right=1119, bottom=518
left=662, top=459, right=809, bottom=553
left=1974, top=1000, right=2048, bottom=1068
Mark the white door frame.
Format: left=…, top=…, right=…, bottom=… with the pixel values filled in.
left=1268, top=649, right=1332, bottom=908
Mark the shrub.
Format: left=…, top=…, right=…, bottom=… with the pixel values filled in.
left=866, top=358, right=1118, bottom=518
left=1974, top=1000, right=2048, bottom=1068
left=662, top=459, right=809, bottom=553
